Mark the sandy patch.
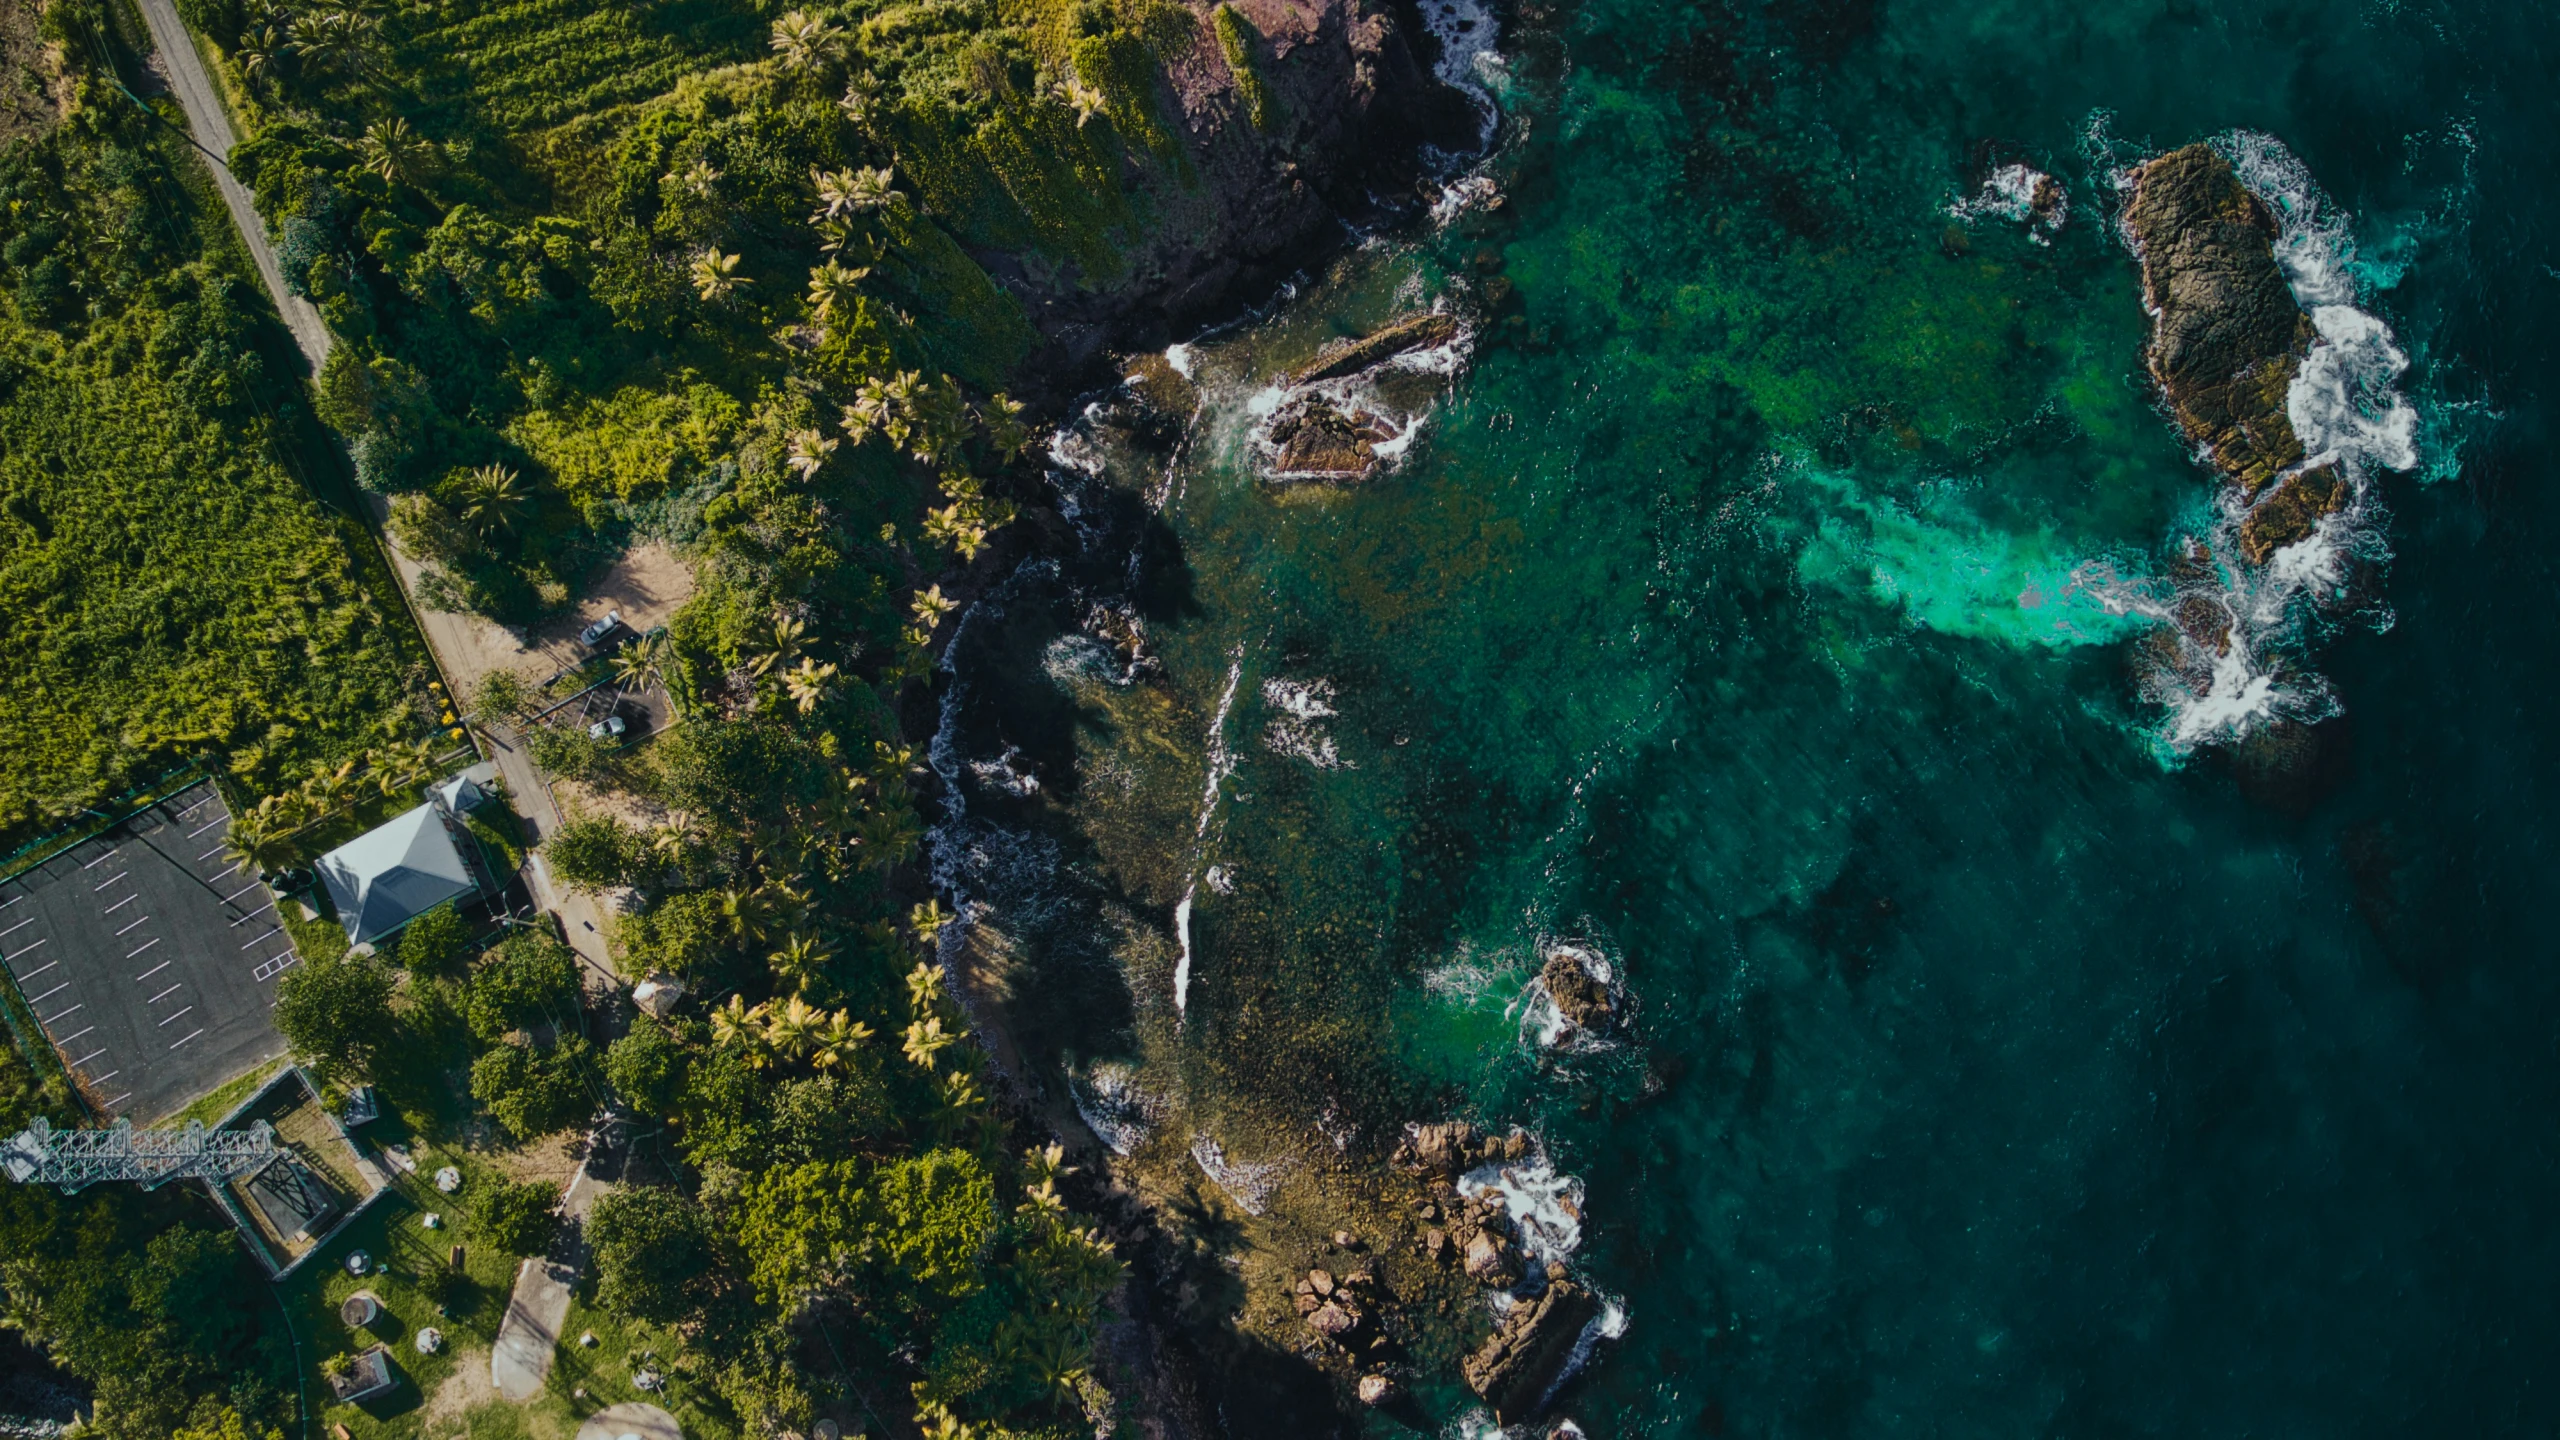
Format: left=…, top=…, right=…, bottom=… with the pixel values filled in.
left=418, top=1343, right=499, bottom=1432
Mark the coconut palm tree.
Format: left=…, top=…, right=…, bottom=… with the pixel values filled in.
left=301, top=758, right=361, bottom=813
left=235, top=19, right=290, bottom=89
left=455, top=464, right=531, bottom=537
left=221, top=812, right=298, bottom=875
left=667, top=158, right=721, bottom=199
left=804, top=259, right=868, bottom=322
left=288, top=7, right=383, bottom=77
left=853, top=806, right=920, bottom=873
left=784, top=428, right=837, bottom=481
left=901, top=1014, right=956, bottom=1070
left=759, top=994, right=831, bottom=1066
left=359, top=117, right=429, bottom=185
left=904, top=959, right=943, bottom=1015
left=768, top=9, right=845, bottom=74
left=811, top=1012, right=874, bottom=1071
left=690, top=248, right=746, bottom=302
left=782, top=657, right=838, bottom=714
left=746, top=613, right=809, bottom=678
left=713, top=886, right=772, bottom=945
left=838, top=73, right=880, bottom=123
left=612, top=631, right=669, bottom=693
left=908, top=898, right=953, bottom=946
left=767, top=931, right=834, bottom=995
left=710, top=994, right=770, bottom=1056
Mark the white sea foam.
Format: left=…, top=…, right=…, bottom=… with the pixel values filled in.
left=1419, top=0, right=1502, bottom=151
left=1164, top=341, right=1196, bottom=379
left=1948, top=163, right=2068, bottom=243
left=1262, top=676, right=1350, bottom=769
left=1175, top=648, right=1249, bottom=1018
left=1457, top=1146, right=1586, bottom=1270
left=1190, top=1133, right=1289, bottom=1214
left=2089, top=131, right=2424, bottom=756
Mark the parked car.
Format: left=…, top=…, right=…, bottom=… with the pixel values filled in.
left=588, top=713, right=627, bottom=741
left=578, top=609, right=624, bottom=650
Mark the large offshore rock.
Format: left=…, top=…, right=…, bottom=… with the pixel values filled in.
left=2238, top=462, right=2347, bottom=563
left=1291, top=312, right=1461, bottom=384
left=1462, top=1280, right=1603, bottom=1424
left=1538, top=949, right=1615, bottom=1035
left=2125, top=144, right=2313, bottom=497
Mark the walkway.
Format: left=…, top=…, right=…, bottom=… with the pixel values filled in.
left=491, top=1132, right=618, bottom=1403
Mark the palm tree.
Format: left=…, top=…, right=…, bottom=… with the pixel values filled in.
left=710, top=994, right=770, bottom=1056
left=301, top=758, right=361, bottom=813
left=690, top=248, right=746, bottom=303
left=768, top=9, right=845, bottom=73
left=901, top=1014, right=956, bottom=1070
left=784, top=428, right=837, bottom=481
left=783, top=657, right=838, bottom=714
left=804, top=259, right=868, bottom=322
left=908, top=898, right=953, bottom=946
left=760, top=994, right=831, bottom=1066
left=746, top=612, right=809, bottom=678
left=909, top=584, right=959, bottom=627
left=811, top=1011, right=875, bottom=1071
left=288, top=7, right=383, bottom=77
left=838, top=74, right=880, bottom=123
left=714, top=886, right=772, bottom=945
left=359, top=118, right=428, bottom=185
left=767, top=931, right=834, bottom=995
left=1056, top=73, right=1106, bottom=127
left=234, top=19, right=289, bottom=90
left=455, top=464, right=531, bottom=537
left=853, top=806, right=920, bottom=873
left=904, top=959, right=943, bottom=1015
left=221, top=812, right=298, bottom=875
left=613, top=631, right=669, bottom=693
left=667, top=158, right=721, bottom=199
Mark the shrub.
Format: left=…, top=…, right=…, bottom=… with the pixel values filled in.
left=588, top=1186, right=724, bottom=1323
left=603, top=1020, right=688, bottom=1118
left=466, top=931, right=580, bottom=1041
left=528, top=724, right=612, bottom=782
left=469, top=1177, right=562, bottom=1256
left=391, top=902, right=472, bottom=977
left=272, top=953, right=397, bottom=1079
left=468, top=1036, right=596, bottom=1141
left=546, top=814, right=645, bottom=891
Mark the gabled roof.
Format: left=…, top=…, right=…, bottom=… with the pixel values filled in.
left=316, top=803, right=480, bottom=944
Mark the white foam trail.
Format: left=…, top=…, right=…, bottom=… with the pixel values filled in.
left=1458, top=1148, right=1586, bottom=1270
left=1418, top=0, right=1502, bottom=151
left=1947, top=163, right=2069, bottom=243
left=1175, top=647, right=1248, bottom=1018
left=1262, top=676, right=1350, bottom=769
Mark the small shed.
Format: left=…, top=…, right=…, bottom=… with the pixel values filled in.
left=243, top=1152, right=342, bottom=1245
left=431, top=761, right=500, bottom=816
left=315, top=804, right=482, bottom=944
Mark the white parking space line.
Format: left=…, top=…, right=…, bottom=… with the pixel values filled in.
left=147, top=984, right=182, bottom=1004
left=134, top=959, right=172, bottom=982
left=167, top=1029, right=202, bottom=1050
left=156, top=1005, right=193, bottom=1028
left=230, top=904, right=277, bottom=927
left=68, top=1046, right=103, bottom=1066
left=126, top=937, right=160, bottom=960
left=252, top=953, right=299, bottom=981
left=176, top=793, right=217, bottom=818
left=80, top=848, right=120, bottom=871
left=221, top=881, right=264, bottom=904
left=26, top=982, right=68, bottom=1005
left=100, top=894, right=138, bottom=916
left=114, top=916, right=148, bottom=936
left=57, top=1027, right=93, bottom=1046
left=91, top=871, right=128, bottom=892
left=186, top=816, right=226, bottom=839
left=91, top=1069, right=119, bottom=1084
left=196, top=843, right=227, bottom=861
left=238, top=927, right=281, bottom=950
left=16, top=960, right=56, bottom=981
left=4, top=937, right=45, bottom=963
left=0, top=894, right=17, bottom=909
left=40, top=1003, right=81, bottom=1025
left=103, top=1092, right=130, bottom=1107
left=0, top=916, right=30, bottom=938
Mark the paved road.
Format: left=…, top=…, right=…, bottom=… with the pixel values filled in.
left=131, top=0, right=332, bottom=373
left=491, top=1146, right=614, bottom=1403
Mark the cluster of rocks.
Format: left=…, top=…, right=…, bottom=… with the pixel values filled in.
left=1538, top=947, right=1617, bottom=1038
left=1290, top=312, right=1461, bottom=385
left=1292, top=1238, right=1399, bottom=1404
left=2125, top=144, right=2349, bottom=626
left=1464, top=1280, right=1604, bottom=1426
left=1415, top=1189, right=1523, bottom=1286
left=1266, top=395, right=1404, bottom=481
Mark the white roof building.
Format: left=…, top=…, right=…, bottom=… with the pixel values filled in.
left=315, top=802, right=482, bottom=944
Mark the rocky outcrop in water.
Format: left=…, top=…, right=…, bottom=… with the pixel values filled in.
left=1291, top=312, right=1462, bottom=384
left=1538, top=948, right=1616, bottom=1036
left=1267, top=394, right=1401, bottom=479
left=1462, top=1279, right=1603, bottom=1424
left=1394, top=1120, right=1530, bottom=1176
left=2127, top=144, right=2313, bottom=498
left=2237, top=461, right=2346, bottom=564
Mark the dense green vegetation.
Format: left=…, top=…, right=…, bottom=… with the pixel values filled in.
left=0, top=0, right=435, bottom=843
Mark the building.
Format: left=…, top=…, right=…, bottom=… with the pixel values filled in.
left=313, top=763, right=500, bottom=945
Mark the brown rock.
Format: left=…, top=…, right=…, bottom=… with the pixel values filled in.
left=1308, top=1268, right=1335, bottom=1297
left=1463, top=1231, right=1520, bottom=1286
left=1308, top=1301, right=1358, bottom=1338
left=2238, top=462, right=2347, bottom=564
left=1295, top=1293, right=1322, bottom=1316
left=2125, top=144, right=2314, bottom=497
left=1463, top=1280, right=1606, bottom=1425
left=1267, top=395, right=1398, bottom=480
left=1357, top=1373, right=1396, bottom=1405
left=1424, top=1227, right=1449, bottom=1260
left=1539, top=949, right=1615, bottom=1034
left=1291, top=312, right=1461, bottom=384
left=1333, top=1229, right=1362, bottom=1250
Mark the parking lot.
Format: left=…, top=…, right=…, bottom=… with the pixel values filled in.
left=0, top=782, right=295, bottom=1121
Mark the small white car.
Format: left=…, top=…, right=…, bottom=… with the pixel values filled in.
left=589, top=714, right=626, bottom=741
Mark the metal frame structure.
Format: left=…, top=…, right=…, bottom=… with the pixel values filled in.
left=0, top=1114, right=277, bottom=1193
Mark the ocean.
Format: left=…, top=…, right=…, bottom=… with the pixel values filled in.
left=933, top=0, right=2560, bottom=1431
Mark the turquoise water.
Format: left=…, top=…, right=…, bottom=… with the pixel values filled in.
left=938, top=0, right=2560, bottom=1430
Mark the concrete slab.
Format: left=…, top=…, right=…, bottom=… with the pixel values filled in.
left=575, top=1402, right=682, bottom=1440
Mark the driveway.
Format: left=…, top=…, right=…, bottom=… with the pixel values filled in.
left=491, top=1129, right=620, bottom=1403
